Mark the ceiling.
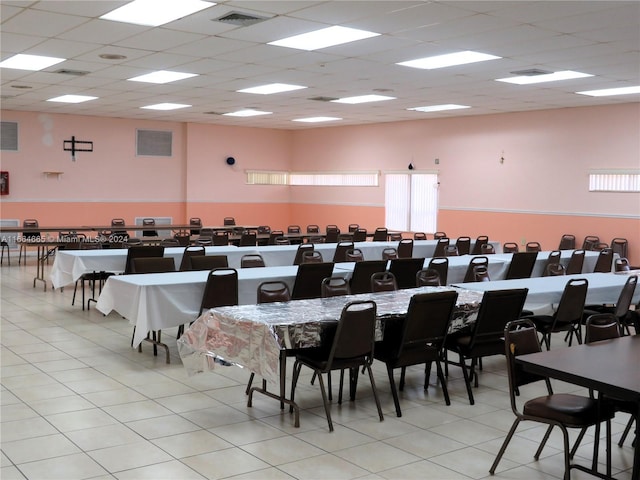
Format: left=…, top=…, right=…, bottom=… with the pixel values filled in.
left=1, top=0, right=639, bottom=129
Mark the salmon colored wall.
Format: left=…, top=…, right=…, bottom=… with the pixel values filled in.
left=289, top=203, right=384, bottom=233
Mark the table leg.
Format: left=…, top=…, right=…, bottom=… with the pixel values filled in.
left=32, top=245, right=47, bottom=291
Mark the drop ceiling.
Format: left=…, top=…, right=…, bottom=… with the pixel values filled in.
left=1, top=0, right=638, bottom=129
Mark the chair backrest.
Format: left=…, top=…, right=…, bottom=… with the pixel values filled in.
left=212, top=231, right=229, bottom=246
left=389, top=257, right=425, bottom=289
left=288, top=225, right=301, bottom=234
left=327, top=301, right=377, bottom=368
left=371, top=271, right=398, bottom=292
left=593, top=247, right=614, bottom=273
left=525, top=241, right=541, bottom=252
left=223, top=217, right=236, bottom=226
left=22, top=219, right=40, bottom=239
left=611, top=237, right=628, bottom=259
left=125, top=237, right=143, bottom=247
left=585, top=313, right=620, bottom=343
left=200, top=268, right=238, bottom=314
left=160, top=238, right=180, bottom=247
left=565, top=249, right=585, bottom=274
left=141, top=218, right=157, bottom=237
left=257, top=281, right=291, bottom=304
left=480, top=243, right=495, bottom=255
left=268, top=230, right=285, bottom=245
left=179, top=246, right=205, bottom=271
left=542, top=250, right=562, bottom=276
left=553, top=278, right=589, bottom=327
left=613, top=275, right=638, bottom=319
left=463, top=256, right=488, bottom=283
left=275, top=237, right=291, bottom=245
left=124, top=246, right=165, bottom=274
left=594, top=242, right=609, bottom=251
left=325, top=227, right=340, bottom=243
left=306, top=224, right=320, bottom=233
left=333, top=241, right=355, bottom=263
left=433, top=237, right=450, bottom=257
left=382, top=247, right=398, bottom=260
left=416, top=268, right=441, bottom=286
left=389, top=233, right=403, bottom=241
left=473, top=265, right=491, bottom=282
left=350, top=260, right=388, bottom=294
left=471, top=235, right=489, bottom=255
left=427, top=257, right=449, bottom=285
left=190, top=255, right=229, bottom=271
left=348, top=223, right=359, bottom=232
left=413, top=232, right=427, bottom=240
left=239, top=232, right=257, bottom=247
left=352, top=228, right=367, bottom=242
left=433, top=231, right=447, bottom=239
left=372, top=227, right=388, bottom=242
left=291, top=262, right=335, bottom=300
left=173, top=232, right=190, bottom=246
left=505, top=252, right=538, bottom=280
left=241, top=254, right=265, bottom=268
left=196, top=237, right=213, bottom=246
left=189, top=217, right=202, bottom=235
left=444, top=245, right=459, bottom=257
left=582, top=235, right=600, bottom=250
left=257, top=225, right=271, bottom=234
left=545, top=262, right=566, bottom=276
left=456, top=236, right=471, bottom=255
left=321, top=276, right=351, bottom=297
left=346, top=248, right=364, bottom=262
left=615, top=257, right=631, bottom=272
left=397, top=238, right=414, bottom=258
left=302, top=250, right=324, bottom=264
left=558, top=234, right=576, bottom=250
left=131, top=256, right=175, bottom=274
left=469, top=289, right=528, bottom=351
left=502, top=242, right=519, bottom=253
left=110, top=218, right=127, bottom=236
left=308, top=235, right=324, bottom=244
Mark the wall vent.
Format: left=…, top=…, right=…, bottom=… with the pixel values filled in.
left=214, top=12, right=269, bottom=26
left=54, top=69, right=90, bottom=76
left=1, top=121, right=18, bottom=151
left=136, top=129, right=172, bottom=157
left=309, top=96, right=339, bottom=102
left=510, top=68, right=551, bottom=76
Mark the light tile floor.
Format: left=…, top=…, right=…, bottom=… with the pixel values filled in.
left=1, top=258, right=635, bottom=479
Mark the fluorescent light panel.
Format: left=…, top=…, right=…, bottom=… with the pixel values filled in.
left=238, top=83, right=307, bottom=95
left=47, top=95, right=97, bottom=103
left=408, top=104, right=470, bottom=113
left=269, top=26, right=379, bottom=51
left=496, top=70, right=592, bottom=84
left=141, top=103, right=191, bottom=110
left=398, top=50, right=501, bottom=69
left=332, top=94, right=395, bottom=104
left=0, top=53, right=65, bottom=71
left=577, top=86, right=640, bottom=97
left=100, top=0, right=214, bottom=27
left=128, top=70, right=198, bottom=84
left=293, top=117, right=342, bottom=123
left=223, top=109, right=272, bottom=117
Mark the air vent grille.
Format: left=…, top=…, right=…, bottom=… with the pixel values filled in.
left=309, top=96, right=338, bottom=102
left=54, top=69, right=90, bottom=76
left=1, top=121, right=18, bottom=151
left=214, top=12, right=269, bottom=26
left=136, top=129, right=172, bottom=157
left=510, top=68, right=551, bottom=76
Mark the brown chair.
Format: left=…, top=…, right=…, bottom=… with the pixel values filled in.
left=416, top=268, right=441, bottom=286
left=189, top=255, right=228, bottom=270
left=345, top=248, right=364, bottom=262
left=614, top=257, right=631, bottom=272
left=257, top=225, right=271, bottom=235
left=239, top=232, right=257, bottom=247
left=545, top=263, right=566, bottom=276
left=19, top=219, right=40, bottom=265
left=582, top=235, right=600, bottom=251
left=288, top=225, right=301, bottom=234
left=213, top=231, right=229, bottom=246
left=592, top=248, right=614, bottom=273
left=611, top=237, right=628, bottom=259
left=325, top=227, right=340, bottom=243
left=565, top=249, right=585, bottom=275
left=375, top=291, right=459, bottom=416
left=1, top=240, right=10, bottom=266
left=290, top=301, right=383, bottom=431
left=268, top=230, right=285, bottom=245
left=473, top=265, right=490, bottom=282
left=352, top=228, right=367, bottom=242
left=160, top=238, right=180, bottom=247
left=593, top=242, right=609, bottom=251
left=125, top=237, right=143, bottom=247
left=480, top=243, right=495, bottom=255
left=132, top=256, right=175, bottom=274
left=371, top=271, right=398, bottom=292
left=173, top=232, right=190, bottom=246
left=489, top=319, right=612, bottom=478
left=306, top=224, right=320, bottom=233
left=124, top=246, right=165, bottom=274
left=301, top=250, right=323, bottom=264
left=372, top=227, right=388, bottom=241
left=542, top=250, right=562, bottom=276
left=471, top=235, right=489, bottom=255
left=275, top=237, right=291, bottom=245
left=293, top=243, right=314, bottom=265
left=110, top=217, right=127, bottom=237
left=389, top=232, right=403, bottom=241
left=433, top=237, right=449, bottom=257
left=558, top=234, right=576, bottom=250
left=413, top=232, right=427, bottom=240
left=141, top=218, right=158, bottom=237
left=526, top=241, right=541, bottom=252
left=348, top=223, right=359, bottom=232
left=321, top=276, right=351, bottom=297
left=179, top=245, right=205, bottom=271
left=397, top=238, right=414, bottom=258
left=71, top=242, right=114, bottom=311
left=505, top=252, right=538, bottom=280
left=427, top=257, right=448, bottom=285
left=333, top=241, right=354, bottom=263
left=389, top=257, right=425, bottom=289
left=503, top=242, right=519, bottom=253
left=433, top=231, right=447, bottom=239
left=443, top=245, right=459, bottom=257
left=223, top=217, right=235, bottom=226
left=446, top=288, right=529, bottom=405
left=241, top=254, right=265, bottom=268
left=456, top=236, right=471, bottom=255
left=349, top=260, right=387, bottom=294
left=382, top=247, right=398, bottom=260
left=462, top=256, right=488, bottom=283
left=189, top=217, right=202, bottom=236
left=291, top=262, right=335, bottom=300
left=195, top=237, right=213, bottom=246
left=585, top=275, right=638, bottom=336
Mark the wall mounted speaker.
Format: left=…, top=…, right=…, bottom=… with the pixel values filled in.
left=226, top=156, right=236, bottom=166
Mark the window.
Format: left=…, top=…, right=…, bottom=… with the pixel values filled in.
left=589, top=170, right=640, bottom=192
left=245, top=170, right=378, bottom=186
left=385, top=172, right=438, bottom=232
left=246, top=170, right=288, bottom=185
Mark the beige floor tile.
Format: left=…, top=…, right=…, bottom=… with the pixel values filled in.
left=379, top=459, right=471, bottom=479
left=279, top=453, right=371, bottom=479
left=81, top=387, right=147, bottom=407
left=2, top=433, right=81, bottom=464
left=430, top=446, right=519, bottom=479
left=126, top=413, right=201, bottom=439
left=209, top=420, right=287, bottom=446
left=87, top=441, right=173, bottom=473
left=294, top=427, right=374, bottom=452
left=0, top=403, right=39, bottom=422
left=334, top=442, right=422, bottom=473
left=0, top=465, right=27, bottom=480
left=16, top=452, right=108, bottom=480
left=46, top=408, right=118, bottom=432
left=240, top=436, right=324, bottom=466
left=114, top=460, right=207, bottom=479
left=155, top=392, right=221, bottom=413
left=1, top=416, right=58, bottom=442
left=151, top=430, right=233, bottom=458
left=102, top=400, right=173, bottom=422
left=181, top=449, right=270, bottom=480
left=66, top=424, right=144, bottom=451
left=28, top=395, right=96, bottom=416
left=429, top=418, right=508, bottom=446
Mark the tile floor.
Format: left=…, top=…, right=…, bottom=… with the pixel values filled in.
left=1, top=258, right=635, bottom=479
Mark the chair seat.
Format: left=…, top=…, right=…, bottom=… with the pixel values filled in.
left=523, top=393, right=610, bottom=426
left=296, top=352, right=367, bottom=372
left=528, top=315, right=573, bottom=331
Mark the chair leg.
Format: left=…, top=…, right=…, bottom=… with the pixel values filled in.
left=458, top=352, right=475, bottom=405
left=245, top=373, right=255, bottom=395
left=365, top=364, right=384, bottom=423
left=316, top=371, right=334, bottom=432
left=619, top=415, right=635, bottom=447
left=569, top=427, right=587, bottom=458
left=435, top=359, right=450, bottom=406
left=386, top=365, right=402, bottom=417
left=490, top=418, right=521, bottom=474
left=289, top=361, right=302, bottom=413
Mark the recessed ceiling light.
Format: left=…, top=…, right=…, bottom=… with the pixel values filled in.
left=408, top=104, right=470, bottom=113
left=0, top=54, right=65, bottom=71
left=269, top=26, right=379, bottom=51
left=332, top=94, right=396, bottom=104
left=223, top=109, right=272, bottom=117
left=496, top=70, right=593, bottom=85
left=141, top=103, right=191, bottom=110
left=128, top=70, right=198, bottom=84
left=576, top=86, right=640, bottom=97
left=47, top=95, right=98, bottom=103
left=99, top=53, right=127, bottom=60
left=397, top=51, right=501, bottom=70
left=292, top=117, right=342, bottom=123
left=100, top=0, right=214, bottom=27
left=238, top=83, right=307, bottom=95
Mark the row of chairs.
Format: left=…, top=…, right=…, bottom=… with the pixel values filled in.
left=559, top=234, right=628, bottom=256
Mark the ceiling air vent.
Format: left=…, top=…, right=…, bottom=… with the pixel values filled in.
left=54, top=69, right=90, bottom=76
left=309, top=96, right=338, bottom=102
left=203, top=111, right=223, bottom=115
left=510, top=69, right=551, bottom=76
left=214, top=12, right=269, bottom=27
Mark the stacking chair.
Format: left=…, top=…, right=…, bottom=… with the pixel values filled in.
left=306, top=224, right=320, bottom=234
left=376, top=291, right=458, bottom=416
left=124, top=246, right=165, bottom=274
left=345, top=248, right=364, bottom=262
left=585, top=275, right=638, bottom=336
left=527, top=278, right=588, bottom=349
left=473, top=265, right=490, bottom=282
left=189, top=217, right=202, bottom=235
left=189, top=255, right=228, bottom=270
left=257, top=225, right=271, bottom=234
left=179, top=246, right=205, bottom=271
left=433, top=237, right=449, bottom=257
left=291, top=262, right=335, bottom=300
left=413, top=232, right=427, bottom=240
left=592, top=247, right=614, bottom=273
left=545, top=263, right=566, bottom=276
left=241, top=254, right=265, bottom=268
left=348, top=223, right=359, bottom=232
left=288, top=225, right=301, bottom=234
left=615, top=257, right=631, bottom=272
left=301, top=250, right=323, bottom=264
left=371, top=271, right=398, bottom=292
left=223, top=217, right=236, bottom=226
left=325, top=227, right=340, bottom=243
left=160, top=238, right=179, bottom=247
left=582, top=235, right=600, bottom=251
left=427, top=257, right=448, bottom=285
left=200, top=268, right=238, bottom=313
left=372, top=227, right=388, bottom=241
left=558, top=234, right=576, bottom=250
left=593, top=242, right=609, bottom=251
left=389, top=233, right=403, bottom=241
left=565, top=249, right=585, bottom=274
left=352, top=228, right=367, bottom=242
left=239, top=232, right=257, bottom=247
left=462, top=256, right=488, bottom=283
left=611, top=237, right=628, bottom=259
left=333, top=241, right=354, bottom=263
left=71, top=242, right=114, bottom=310
left=526, top=241, right=542, bottom=252
left=321, top=276, right=351, bottom=297
left=349, top=260, right=387, bottom=294
left=471, top=235, right=489, bottom=255
left=382, top=247, right=398, bottom=260
left=275, top=238, right=291, bottom=245
left=447, top=289, right=529, bottom=405
left=195, top=237, right=213, bottom=246
left=173, top=232, right=190, bottom=246
left=110, top=218, right=127, bottom=237
left=141, top=218, right=158, bottom=237
left=456, top=236, right=471, bottom=255
left=505, top=252, right=538, bottom=280
left=503, top=242, right=519, bottom=253
left=293, top=243, right=314, bottom=265
left=397, top=238, right=414, bottom=258
left=444, top=245, right=459, bottom=257
left=433, top=231, right=447, bottom=239
left=490, top=319, right=613, bottom=479
left=542, top=250, right=562, bottom=276
left=125, top=237, right=143, bottom=247
left=389, top=257, right=425, bottom=289
left=19, top=219, right=40, bottom=265
left=1, top=240, right=10, bottom=266
left=480, top=243, right=495, bottom=254
left=290, top=301, right=383, bottom=431
left=268, top=230, right=285, bottom=245
left=416, top=268, right=441, bottom=286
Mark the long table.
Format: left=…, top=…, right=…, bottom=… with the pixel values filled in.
left=517, top=335, right=640, bottom=479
